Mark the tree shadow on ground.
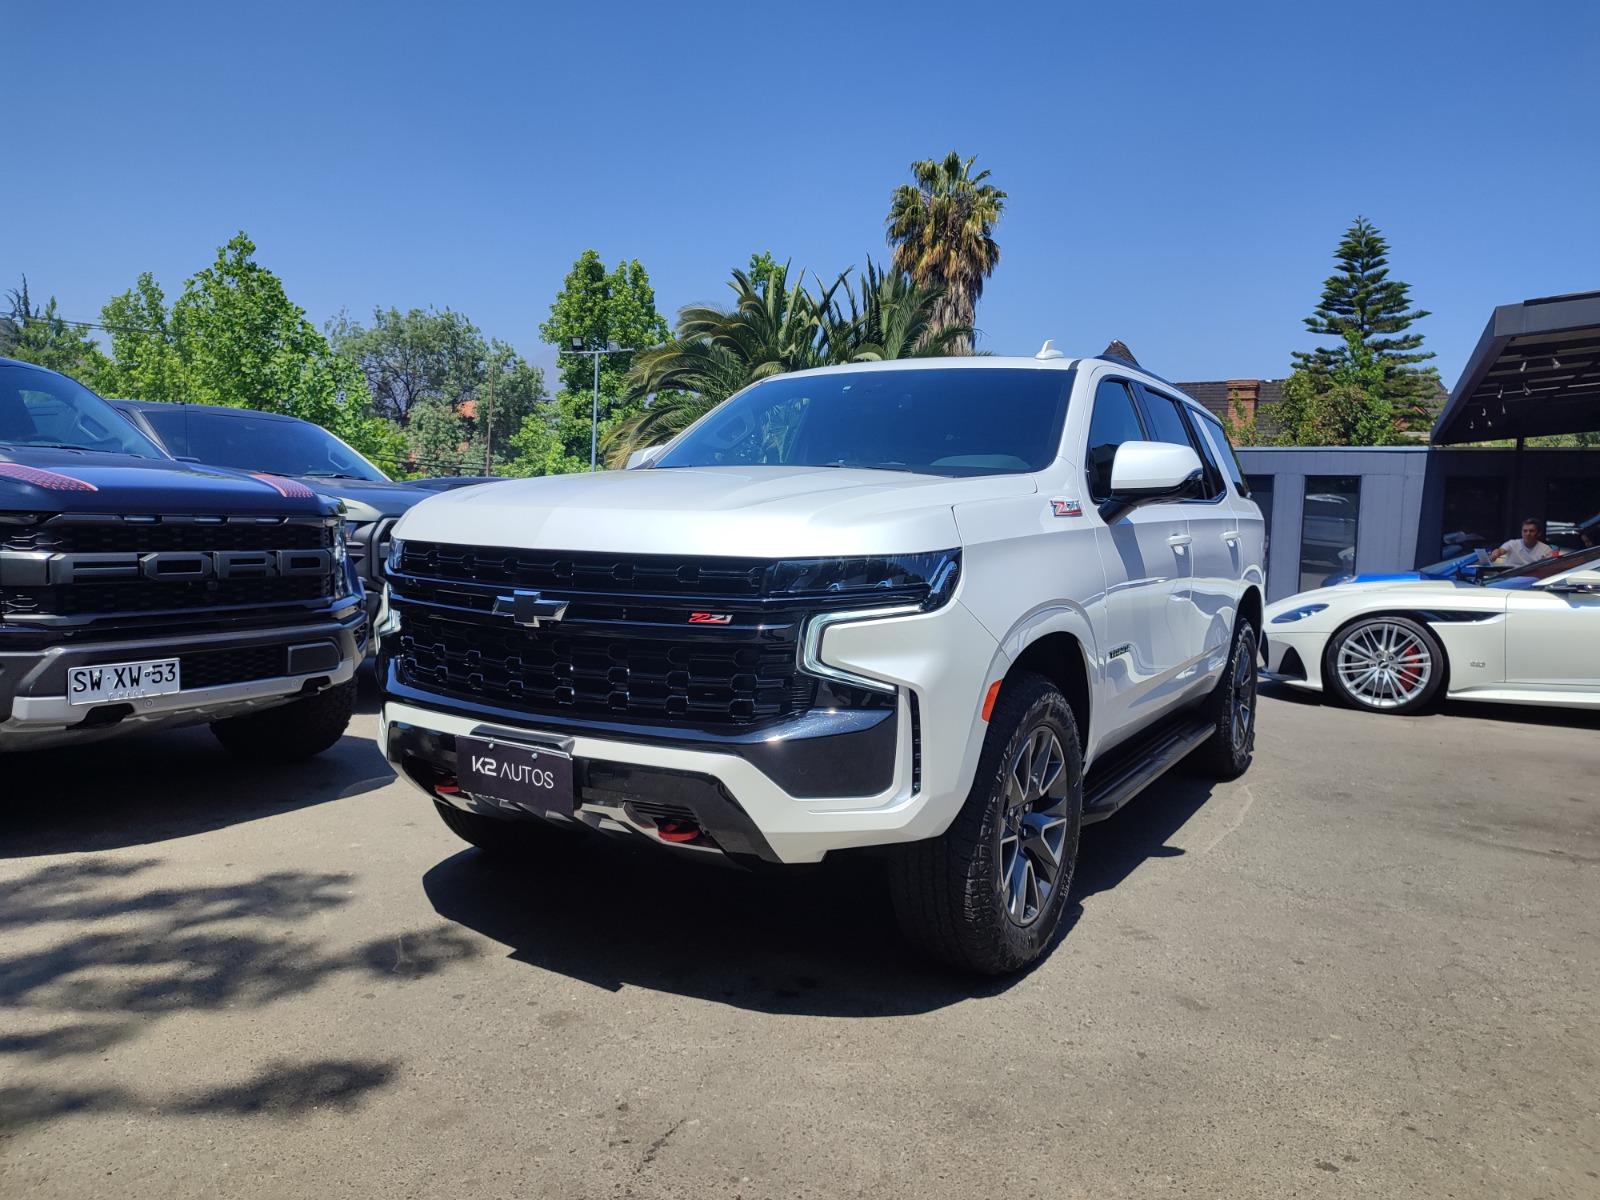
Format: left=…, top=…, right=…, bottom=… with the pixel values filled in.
left=0, top=722, right=394, bottom=859
left=423, top=767, right=1222, bottom=1017
left=0, top=1058, right=399, bottom=1134
left=0, top=856, right=474, bottom=1135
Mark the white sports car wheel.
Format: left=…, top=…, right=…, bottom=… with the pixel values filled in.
left=1325, top=616, right=1445, bottom=715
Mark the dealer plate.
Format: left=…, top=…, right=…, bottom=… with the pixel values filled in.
left=457, top=736, right=574, bottom=816
left=68, top=658, right=181, bottom=705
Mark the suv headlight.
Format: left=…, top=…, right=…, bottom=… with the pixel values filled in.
left=770, top=549, right=960, bottom=611
left=792, top=550, right=962, bottom=696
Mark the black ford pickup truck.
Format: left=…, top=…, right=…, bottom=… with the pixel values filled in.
left=0, top=358, right=365, bottom=757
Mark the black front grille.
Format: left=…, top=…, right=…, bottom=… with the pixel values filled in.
left=180, top=645, right=288, bottom=689
left=2, top=516, right=329, bottom=555
left=0, top=515, right=336, bottom=619
left=4, top=576, right=330, bottom=617
left=403, top=542, right=770, bottom=598
left=395, top=604, right=815, bottom=728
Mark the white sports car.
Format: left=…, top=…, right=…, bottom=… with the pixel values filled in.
left=1262, top=544, right=1600, bottom=714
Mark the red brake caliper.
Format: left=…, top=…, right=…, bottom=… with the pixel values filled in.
left=1398, top=643, right=1423, bottom=690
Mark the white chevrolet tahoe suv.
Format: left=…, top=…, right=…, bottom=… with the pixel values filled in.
left=378, top=352, right=1265, bottom=972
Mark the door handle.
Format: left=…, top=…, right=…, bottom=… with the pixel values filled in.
left=1167, top=533, right=1192, bottom=548
left=1222, top=532, right=1240, bottom=545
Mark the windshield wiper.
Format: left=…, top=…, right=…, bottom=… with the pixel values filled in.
left=1, top=441, right=118, bottom=454
left=819, top=460, right=915, bottom=473
left=302, top=471, right=372, bottom=480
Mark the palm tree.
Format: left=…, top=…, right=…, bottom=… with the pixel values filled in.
left=885, top=152, right=1006, bottom=355
left=819, top=261, right=970, bottom=364
left=603, top=261, right=967, bottom=467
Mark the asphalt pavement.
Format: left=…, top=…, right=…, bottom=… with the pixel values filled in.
left=2, top=676, right=1597, bottom=1199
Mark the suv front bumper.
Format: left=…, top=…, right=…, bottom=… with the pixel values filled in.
left=380, top=598, right=1004, bottom=864
left=0, top=603, right=366, bottom=751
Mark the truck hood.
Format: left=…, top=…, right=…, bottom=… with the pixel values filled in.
left=393, top=466, right=1039, bottom=556
left=293, top=475, right=429, bottom=522
left=0, top=448, right=336, bottom=516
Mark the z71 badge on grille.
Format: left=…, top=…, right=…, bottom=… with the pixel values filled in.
left=687, top=612, right=733, bottom=624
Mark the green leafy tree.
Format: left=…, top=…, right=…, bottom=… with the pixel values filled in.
left=1292, top=216, right=1441, bottom=433
left=166, top=233, right=398, bottom=462
left=0, top=278, right=110, bottom=382
left=1277, top=332, right=1399, bottom=447
left=97, top=273, right=185, bottom=402
left=746, top=250, right=783, bottom=296
left=328, top=306, right=486, bottom=424
left=536, top=250, right=670, bottom=468
left=328, top=306, right=548, bottom=473
left=886, top=152, right=1006, bottom=354
left=404, top=397, right=471, bottom=475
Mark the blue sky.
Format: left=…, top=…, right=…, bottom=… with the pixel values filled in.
left=6, top=0, right=1597, bottom=389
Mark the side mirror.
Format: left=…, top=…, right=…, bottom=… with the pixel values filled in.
left=1543, top=568, right=1600, bottom=595
left=1101, top=441, right=1204, bottom=521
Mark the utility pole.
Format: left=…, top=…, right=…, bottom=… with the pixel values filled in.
left=482, top=362, right=496, bottom=476
left=561, top=340, right=634, bottom=471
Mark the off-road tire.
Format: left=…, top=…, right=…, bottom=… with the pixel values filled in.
left=433, top=798, right=549, bottom=857
left=211, top=680, right=355, bottom=763
left=1323, top=615, right=1446, bottom=716
left=1188, top=617, right=1259, bottom=780
left=888, top=671, right=1084, bottom=975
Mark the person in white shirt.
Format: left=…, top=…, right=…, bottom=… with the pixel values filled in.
left=1490, top=518, right=1555, bottom=567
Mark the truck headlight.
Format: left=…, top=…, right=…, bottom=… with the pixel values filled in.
left=769, top=549, right=960, bottom=611
left=331, top=523, right=355, bottom=598
left=387, top=536, right=405, bottom=573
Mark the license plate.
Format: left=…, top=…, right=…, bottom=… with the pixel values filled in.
left=68, top=658, right=181, bottom=705
left=457, top=736, right=574, bottom=816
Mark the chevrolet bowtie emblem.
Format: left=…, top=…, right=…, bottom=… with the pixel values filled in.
left=493, top=590, right=569, bottom=628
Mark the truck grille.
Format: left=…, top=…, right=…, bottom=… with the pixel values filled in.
left=0, top=515, right=336, bottom=620
left=181, top=645, right=289, bottom=689
left=389, top=545, right=821, bottom=728
left=1, top=516, right=328, bottom=555
left=3, top=576, right=330, bottom=616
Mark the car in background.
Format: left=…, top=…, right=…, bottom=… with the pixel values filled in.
left=1319, top=550, right=1480, bottom=589
left=114, top=401, right=427, bottom=622
left=1264, top=543, right=1600, bottom=715
left=405, top=475, right=505, bottom=493
left=2, top=360, right=364, bottom=757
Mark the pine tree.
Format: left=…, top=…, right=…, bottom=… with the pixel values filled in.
left=1292, top=216, right=1441, bottom=433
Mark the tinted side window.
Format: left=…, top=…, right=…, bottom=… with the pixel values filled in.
left=1136, top=385, right=1223, bottom=501
left=1196, top=410, right=1250, bottom=496
left=143, top=409, right=190, bottom=457
left=1085, top=379, right=1145, bottom=502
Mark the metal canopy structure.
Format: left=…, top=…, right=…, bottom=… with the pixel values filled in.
left=1432, top=290, right=1600, bottom=444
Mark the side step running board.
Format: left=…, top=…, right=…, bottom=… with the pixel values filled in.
left=1081, top=717, right=1214, bottom=825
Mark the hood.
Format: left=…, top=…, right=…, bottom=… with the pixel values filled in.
left=292, top=475, right=430, bottom=522
left=0, top=448, right=337, bottom=516
left=394, top=466, right=1039, bottom=556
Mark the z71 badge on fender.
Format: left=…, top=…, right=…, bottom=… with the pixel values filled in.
left=1051, top=499, right=1083, bottom=518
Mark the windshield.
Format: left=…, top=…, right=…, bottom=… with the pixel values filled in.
left=1418, top=552, right=1475, bottom=577
left=142, top=407, right=388, bottom=481
left=1482, top=543, right=1600, bottom=589
left=0, top=364, right=168, bottom=459
left=653, top=367, right=1075, bottom=477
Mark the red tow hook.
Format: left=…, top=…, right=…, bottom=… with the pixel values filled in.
left=655, top=820, right=702, bottom=844
left=435, top=779, right=461, bottom=795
